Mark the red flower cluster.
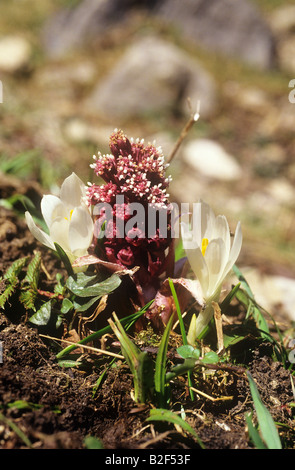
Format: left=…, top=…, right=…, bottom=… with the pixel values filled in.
left=87, top=129, right=173, bottom=296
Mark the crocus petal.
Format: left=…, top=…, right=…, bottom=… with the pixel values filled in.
left=213, top=215, right=230, bottom=257
left=204, top=238, right=227, bottom=299
left=185, top=247, right=209, bottom=296
left=25, top=211, right=55, bottom=251
left=41, top=195, right=67, bottom=229
left=182, top=201, right=242, bottom=341
left=223, top=221, right=243, bottom=277
left=194, top=201, right=215, bottom=242
left=68, top=206, right=94, bottom=255
left=49, top=216, right=71, bottom=252
left=60, top=172, right=86, bottom=209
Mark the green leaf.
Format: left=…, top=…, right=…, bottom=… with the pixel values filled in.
left=84, top=435, right=104, bottom=449
left=23, top=251, right=41, bottom=288
left=73, top=295, right=101, bottom=313
left=165, top=357, right=197, bottom=382
left=202, top=351, right=220, bottom=364
left=177, top=345, right=200, bottom=360
left=66, top=272, right=121, bottom=298
left=54, top=273, right=66, bottom=296
left=19, top=252, right=42, bottom=311
left=247, top=371, right=282, bottom=449
left=29, top=300, right=52, bottom=326
left=146, top=408, right=205, bottom=448
left=57, top=359, right=83, bottom=368
left=60, top=297, right=74, bottom=314
left=3, top=256, right=28, bottom=281
left=222, top=331, right=248, bottom=348
left=0, top=257, right=28, bottom=309
left=0, top=279, right=18, bottom=309
left=19, top=290, right=38, bottom=311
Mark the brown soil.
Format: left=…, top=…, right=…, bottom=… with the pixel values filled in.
left=0, top=178, right=294, bottom=450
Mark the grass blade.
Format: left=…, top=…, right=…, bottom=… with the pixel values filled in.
left=154, top=316, right=174, bottom=408
left=168, top=279, right=187, bottom=344
left=168, top=279, right=194, bottom=400
left=247, top=371, right=282, bottom=449
left=233, top=265, right=269, bottom=338
left=108, top=313, right=153, bottom=403
left=146, top=408, right=205, bottom=448
left=245, top=411, right=267, bottom=449
left=54, top=243, right=74, bottom=276
left=0, top=412, right=32, bottom=448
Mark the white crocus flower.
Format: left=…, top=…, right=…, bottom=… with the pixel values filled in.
left=181, top=201, right=242, bottom=344
left=25, top=173, right=94, bottom=267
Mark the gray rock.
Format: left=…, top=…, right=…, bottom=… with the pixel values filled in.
left=155, top=0, right=275, bottom=69
left=42, top=0, right=146, bottom=58
left=87, top=35, right=217, bottom=119
left=42, top=0, right=275, bottom=69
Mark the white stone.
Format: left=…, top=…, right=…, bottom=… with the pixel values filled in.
left=268, top=6, right=295, bottom=35
left=277, top=36, right=295, bottom=74
left=267, top=178, right=295, bottom=205
left=223, top=82, right=270, bottom=114
left=0, top=36, right=31, bottom=73
left=183, top=139, right=242, bottom=181
left=63, top=118, right=112, bottom=144
left=272, top=276, right=295, bottom=322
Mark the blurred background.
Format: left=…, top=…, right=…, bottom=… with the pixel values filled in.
left=0, top=0, right=295, bottom=322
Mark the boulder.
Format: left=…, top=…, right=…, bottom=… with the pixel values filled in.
left=154, top=0, right=276, bottom=69
left=42, top=0, right=147, bottom=58
left=87, top=35, right=217, bottom=119
left=41, top=0, right=275, bottom=69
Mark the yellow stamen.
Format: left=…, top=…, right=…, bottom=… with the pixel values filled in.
left=201, top=237, right=209, bottom=256
left=65, top=209, right=74, bottom=221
